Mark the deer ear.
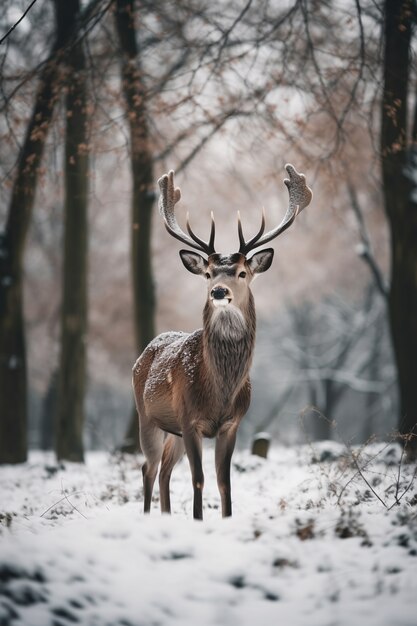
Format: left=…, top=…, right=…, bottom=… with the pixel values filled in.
left=247, top=248, right=274, bottom=274
left=179, top=250, right=208, bottom=275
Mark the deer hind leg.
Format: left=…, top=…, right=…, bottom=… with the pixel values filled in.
left=140, top=423, right=164, bottom=514
left=159, top=435, right=185, bottom=514
left=183, top=430, right=204, bottom=520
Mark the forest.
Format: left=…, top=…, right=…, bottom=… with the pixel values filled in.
left=1, top=0, right=416, bottom=464
left=1, top=1, right=417, bottom=625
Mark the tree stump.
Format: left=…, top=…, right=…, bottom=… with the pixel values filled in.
left=251, top=432, right=271, bottom=458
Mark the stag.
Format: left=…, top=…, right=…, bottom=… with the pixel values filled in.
left=133, top=165, right=312, bottom=519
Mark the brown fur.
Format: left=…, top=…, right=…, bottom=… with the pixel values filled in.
left=133, top=254, right=264, bottom=519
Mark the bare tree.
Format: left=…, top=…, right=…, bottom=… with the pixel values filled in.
left=114, top=0, right=156, bottom=453
left=250, top=284, right=394, bottom=446
left=288, top=290, right=391, bottom=441
left=0, top=1, right=75, bottom=464
left=0, top=0, right=112, bottom=463
left=380, top=0, right=417, bottom=459
left=55, top=0, right=89, bottom=462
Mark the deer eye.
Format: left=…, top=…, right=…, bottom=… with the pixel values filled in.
left=238, top=271, right=247, bottom=279
left=205, top=272, right=211, bottom=279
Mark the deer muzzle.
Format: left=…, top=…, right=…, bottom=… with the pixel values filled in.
left=211, top=286, right=231, bottom=307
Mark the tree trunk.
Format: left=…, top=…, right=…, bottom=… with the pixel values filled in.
left=362, top=313, right=383, bottom=442
left=115, top=0, right=156, bottom=453
left=381, top=0, right=417, bottom=459
left=40, top=369, right=58, bottom=451
left=0, top=5, right=73, bottom=464
left=308, top=381, right=333, bottom=442
left=317, top=379, right=335, bottom=441
left=55, top=0, right=89, bottom=462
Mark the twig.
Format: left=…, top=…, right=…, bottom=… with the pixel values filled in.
left=0, top=0, right=39, bottom=46
left=349, top=450, right=388, bottom=508
left=336, top=440, right=390, bottom=506
left=62, top=491, right=88, bottom=520
left=386, top=432, right=417, bottom=510
left=40, top=489, right=88, bottom=519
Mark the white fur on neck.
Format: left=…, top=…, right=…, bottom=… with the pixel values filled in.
left=210, top=304, right=246, bottom=339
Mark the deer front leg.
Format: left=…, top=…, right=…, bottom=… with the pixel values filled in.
left=215, top=424, right=238, bottom=518
left=182, top=429, right=204, bottom=520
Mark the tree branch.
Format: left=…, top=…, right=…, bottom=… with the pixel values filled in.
left=0, top=0, right=39, bottom=46
left=347, top=179, right=389, bottom=299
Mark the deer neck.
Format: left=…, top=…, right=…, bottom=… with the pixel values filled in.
left=202, top=292, right=256, bottom=398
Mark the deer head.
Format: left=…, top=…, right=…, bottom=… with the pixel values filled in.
left=158, top=165, right=312, bottom=314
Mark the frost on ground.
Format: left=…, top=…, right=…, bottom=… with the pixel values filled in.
left=0, top=441, right=416, bottom=626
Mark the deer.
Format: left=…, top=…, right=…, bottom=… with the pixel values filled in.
left=132, top=164, right=312, bottom=520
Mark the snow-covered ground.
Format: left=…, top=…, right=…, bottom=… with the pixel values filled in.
left=0, top=441, right=416, bottom=626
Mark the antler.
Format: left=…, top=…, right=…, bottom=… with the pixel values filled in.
left=238, top=164, right=312, bottom=256
left=158, top=170, right=216, bottom=255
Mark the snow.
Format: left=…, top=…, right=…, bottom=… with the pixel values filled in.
left=1, top=442, right=416, bottom=626
left=138, top=331, right=201, bottom=399
left=253, top=432, right=271, bottom=441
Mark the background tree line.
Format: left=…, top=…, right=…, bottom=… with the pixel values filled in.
left=0, top=0, right=416, bottom=464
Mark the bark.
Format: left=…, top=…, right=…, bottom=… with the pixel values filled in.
left=362, top=314, right=383, bottom=442
left=55, top=0, right=89, bottom=462
left=115, top=0, right=156, bottom=453
left=0, top=5, right=73, bottom=464
left=40, top=370, right=58, bottom=451
left=315, top=379, right=334, bottom=441
left=381, top=0, right=417, bottom=459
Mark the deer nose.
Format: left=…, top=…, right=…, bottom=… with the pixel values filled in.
left=211, top=286, right=230, bottom=300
